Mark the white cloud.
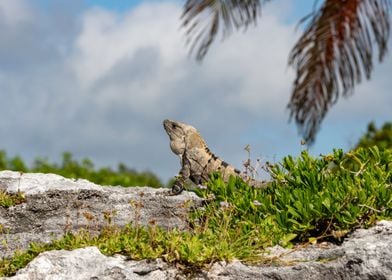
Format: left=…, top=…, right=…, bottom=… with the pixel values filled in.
left=0, top=0, right=32, bottom=26
left=203, top=14, right=297, bottom=117
left=68, top=1, right=299, bottom=120
left=70, top=3, right=185, bottom=89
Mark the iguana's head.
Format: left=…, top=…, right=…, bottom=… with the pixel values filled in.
left=163, top=119, right=205, bottom=156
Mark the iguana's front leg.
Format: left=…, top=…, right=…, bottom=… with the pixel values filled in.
left=171, top=158, right=191, bottom=195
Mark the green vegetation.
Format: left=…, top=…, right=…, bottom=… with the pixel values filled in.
left=0, top=191, right=25, bottom=208
left=0, top=223, right=252, bottom=276
left=1, top=146, right=391, bottom=277
left=194, top=147, right=391, bottom=245
left=355, top=122, right=392, bottom=150
left=0, top=151, right=162, bottom=187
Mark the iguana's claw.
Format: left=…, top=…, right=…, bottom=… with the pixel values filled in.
left=171, top=184, right=184, bottom=195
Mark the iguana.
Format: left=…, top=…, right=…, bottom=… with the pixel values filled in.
left=163, top=119, right=264, bottom=194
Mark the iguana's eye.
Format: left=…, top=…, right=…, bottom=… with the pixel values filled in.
left=172, top=123, right=177, bottom=129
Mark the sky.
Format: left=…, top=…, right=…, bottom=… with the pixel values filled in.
left=0, top=0, right=391, bottom=184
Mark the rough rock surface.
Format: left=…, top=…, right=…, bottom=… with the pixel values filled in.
left=0, top=171, right=203, bottom=258
left=5, top=247, right=177, bottom=280
left=2, top=171, right=392, bottom=279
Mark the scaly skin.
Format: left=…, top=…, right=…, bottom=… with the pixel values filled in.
left=164, top=119, right=257, bottom=195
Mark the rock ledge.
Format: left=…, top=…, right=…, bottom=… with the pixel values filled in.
left=1, top=171, right=392, bottom=279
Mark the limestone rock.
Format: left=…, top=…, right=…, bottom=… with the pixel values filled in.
left=2, top=171, right=392, bottom=279
left=5, top=247, right=176, bottom=280
left=0, top=171, right=203, bottom=258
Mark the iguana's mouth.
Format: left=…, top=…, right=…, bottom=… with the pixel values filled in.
left=163, top=119, right=182, bottom=138
left=163, top=119, right=171, bottom=129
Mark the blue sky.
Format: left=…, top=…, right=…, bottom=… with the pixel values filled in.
left=36, top=0, right=318, bottom=22
left=0, top=0, right=390, bottom=183
left=85, top=0, right=143, bottom=10
left=35, top=0, right=142, bottom=9
left=82, top=0, right=318, bottom=22
left=83, top=0, right=314, bottom=14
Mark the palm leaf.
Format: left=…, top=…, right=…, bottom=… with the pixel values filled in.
left=288, top=0, right=391, bottom=144
left=181, top=0, right=266, bottom=60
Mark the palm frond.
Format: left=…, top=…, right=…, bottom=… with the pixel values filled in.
left=288, top=0, right=391, bottom=145
left=182, top=0, right=266, bottom=60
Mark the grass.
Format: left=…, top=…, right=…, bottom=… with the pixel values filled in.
left=0, top=223, right=260, bottom=276
left=0, top=191, right=25, bottom=208
left=0, top=146, right=391, bottom=276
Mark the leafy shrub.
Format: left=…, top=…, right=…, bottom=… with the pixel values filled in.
left=0, top=151, right=162, bottom=187
left=355, top=122, right=392, bottom=150
left=194, top=147, right=392, bottom=245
